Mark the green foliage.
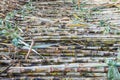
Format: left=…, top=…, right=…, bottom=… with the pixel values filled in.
left=99, top=20, right=111, bottom=34
left=111, top=0, right=118, bottom=2
left=107, top=60, right=120, bottom=80
left=0, top=3, right=25, bottom=47
left=103, top=23, right=111, bottom=34
left=117, top=48, right=120, bottom=61
left=107, top=47, right=120, bottom=80
left=0, top=0, right=34, bottom=46
left=72, top=0, right=75, bottom=5
left=0, top=1, right=44, bottom=59
left=72, top=1, right=91, bottom=22
left=18, top=1, right=35, bottom=17
left=0, top=19, right=3, bottom=26
left=99, top=20, right=107, bottom=27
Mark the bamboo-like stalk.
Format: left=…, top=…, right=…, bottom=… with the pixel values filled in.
left=9, top=63, right=107, bottom=71
left=7, top=66, right=109, bottom=73
left=0, top=51, right=116, bottom=57
left=0, top=48, right=117, bottom=57
left=24, top=38, right=120, bottom=42
left=0, top=57, right=115, bottom=64
left=9, top=72, right=106, bottom=77
left=32, top=35, right=120, bottom=38
left=0, top=77, right=107, bottom=80
left=0, top=43, right=119, bottom=54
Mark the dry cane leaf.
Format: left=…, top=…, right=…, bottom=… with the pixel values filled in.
left=66, top=23, right=87, bottom=27
left=73, top=14, right=80, bottom=20
left=0, top=13, right=5, bottom=18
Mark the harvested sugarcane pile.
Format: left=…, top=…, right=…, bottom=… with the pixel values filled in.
left=0, top=0, right=32, bottom=18
left=1, top=0, right=120, bottom=80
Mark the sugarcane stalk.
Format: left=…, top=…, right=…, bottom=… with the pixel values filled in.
left=7, top=67, right=108, bottom=74
left=0, top=57, right=115, bottom=64
left=0, top=77, right=107, bottom=80
left=9, top=72, right=106, bottom=77
left=9, top=63, right=107, bottom=71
